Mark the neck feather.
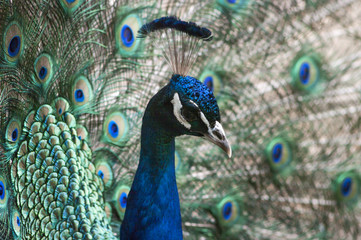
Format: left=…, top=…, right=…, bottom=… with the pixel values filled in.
left=120, top=107, right=183, bottom=239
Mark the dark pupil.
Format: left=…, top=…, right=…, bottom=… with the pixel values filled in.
left=76, top=90, right=83, bottom=98
left=0, top=184, right=3, bottom=197
left=17, top=217, right=20, bottom=226
left=111, top=123, right=118, bottom=134
left=122, top=196, right=127, bottom=205
left=225, top=205, right=231, bottom=216
left=99, top=171, right=104, bottom=179
left=12, top=129, right=18, bottom=141
left=123, top=27, right=133, bottom=43
left=39, top=67, right=46, bottom=78
left=342, top=178, right=352, bottom=196
left=273, top=146, right=281, bottom=160
left=9, top=36, right=19, bottom=54
left=301, top=64, right=310, bottom=82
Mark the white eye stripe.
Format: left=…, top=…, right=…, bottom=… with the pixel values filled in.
left=200, top=112, right=211, bottom=129
left=189, top=100, right=199, bottom=108
left=171, top=93, right=191, bottom=129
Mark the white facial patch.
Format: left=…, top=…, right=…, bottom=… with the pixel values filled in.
left=171, top=93, right=191, bottom=129
left=199, top=112, right=211, bottom=129
left=189, top=100, right=198, bottom=108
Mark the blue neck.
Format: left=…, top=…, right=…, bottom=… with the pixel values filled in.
left=120, top=110, right=183, bottom=239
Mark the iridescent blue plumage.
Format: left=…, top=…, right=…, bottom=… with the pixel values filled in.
left=138, top=16, right=213, bottom=41
left=120, top=73, right=225, bottom=239
left=170, top=74, right=220, bottom=122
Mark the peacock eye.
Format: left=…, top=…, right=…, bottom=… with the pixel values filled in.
left=181, top=108, right=197, bottom=122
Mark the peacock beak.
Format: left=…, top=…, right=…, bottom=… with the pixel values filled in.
left=203, top=121, right=232, bottom=158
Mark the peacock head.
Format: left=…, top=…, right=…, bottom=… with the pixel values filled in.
left=162, top=74, right=232, bottom=158
left=138, top=17, right=231, bottom=157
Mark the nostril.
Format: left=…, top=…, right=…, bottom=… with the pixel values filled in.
left=214, top=130, right=224, bottom=140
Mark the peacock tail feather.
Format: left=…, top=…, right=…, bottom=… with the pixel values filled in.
left=1, top=0, right=361, bottom=239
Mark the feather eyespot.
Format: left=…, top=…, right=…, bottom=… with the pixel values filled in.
left=217, top=197, right=240, bottom=227
left=6, top=119, right=22, bottom=145
left=71, top=76, right=93, bottom=106
left=266, top=138, right=292, bottom=172
left=291, top=55, right=322, bottom=93
left=95, top=162, right=113, bottom=188
left=103, top=111, right=129, bottom=145
left=114, top=185, right=130, bottom=218
left=334, top=172, right=360, bottom=205
left=34, top=53, right=54, bottom=84
left=11, top=210, right=21, bottom=236
left=4, top=22, right=23, bottom=62
left=116, top=14, right=142, bottom=56
left=0, top=177, right=8, bottom=207
left=199, top=70, right=222, bottom=97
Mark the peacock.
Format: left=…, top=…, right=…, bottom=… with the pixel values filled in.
left=120, top=17, right=231, bottom=239
left=1, top=0, right=361, bottom=239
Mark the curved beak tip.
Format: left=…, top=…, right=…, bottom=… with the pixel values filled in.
left=221, top=140, right=232, bottom=158
left=202, top=121, right=232, bottom=158
left=227, top=147, right=232, bottom=158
